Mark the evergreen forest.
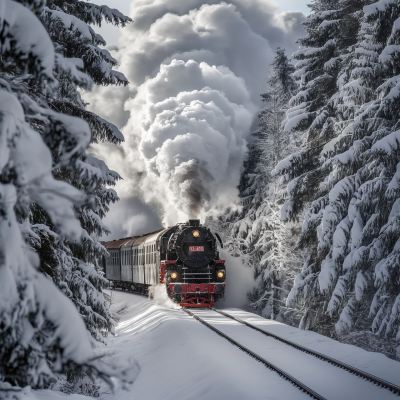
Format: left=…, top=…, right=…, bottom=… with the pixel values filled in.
left=213, top=0, right=400, bottom=360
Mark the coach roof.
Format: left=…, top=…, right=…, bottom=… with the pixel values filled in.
left=101, top=238, right=131, bottom=249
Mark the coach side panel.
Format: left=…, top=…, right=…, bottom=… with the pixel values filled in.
left=105, top=249, right=121, bottom=281
left=121, top=248, right=133, bottom=282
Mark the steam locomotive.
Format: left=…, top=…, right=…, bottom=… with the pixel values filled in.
left=101, top=220, right=226, bottom=307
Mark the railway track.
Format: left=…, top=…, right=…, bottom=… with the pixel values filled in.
left=183, top=308, right=326, bottom=400
left=183, top=307, right=400, bottom=400
left=212, top=308, right=400, bottom=395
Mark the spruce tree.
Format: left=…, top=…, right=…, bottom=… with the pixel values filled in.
left=275, top=0, right=371, bottom=336
left=277, top=0, right=400, bottom=358
left=247, top=49, right=304, bottom=321
left=0, top=0, right=135, bottom=395
left=213, top=49, right=304, bottom=322
left=33, top=0, right=130, bottom=345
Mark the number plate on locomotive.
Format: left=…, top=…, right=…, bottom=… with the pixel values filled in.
left=189, top=246, right=204, bottom=251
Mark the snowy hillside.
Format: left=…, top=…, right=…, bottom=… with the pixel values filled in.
left=32, top=290, right=400, bottom=400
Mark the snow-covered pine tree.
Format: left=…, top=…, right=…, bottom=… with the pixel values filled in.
left=273, top=0, right=371, bottom=336
left=0, top=0, right=135, bottom=395
left=258, top=48, right=297, bottom=167
left=277, top=0, right=400, bottom=358
left=247, top=49, right=305, bottom=322
left=210, top=49, right=304, bottom=322
left=31, top=0, right=131, bottom=345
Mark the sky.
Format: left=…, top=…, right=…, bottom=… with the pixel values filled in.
left=85, top=0, right=311, bottom=240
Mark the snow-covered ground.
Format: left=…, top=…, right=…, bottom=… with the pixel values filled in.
left=33, top=288, right=400, bottom=400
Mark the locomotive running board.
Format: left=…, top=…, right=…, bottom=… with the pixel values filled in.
left=180, top=298, right=214, bottom=308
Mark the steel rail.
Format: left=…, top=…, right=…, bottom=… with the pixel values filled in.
left=212, top=308, right=400, bottom=396
left=183, top=308, right=326, bottom=400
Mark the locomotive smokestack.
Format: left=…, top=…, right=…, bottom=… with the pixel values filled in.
left=188, top=219, right=200, bottom=227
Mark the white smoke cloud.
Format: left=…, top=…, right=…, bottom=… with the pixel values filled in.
left=219, top=249, right=255, bottom=308
left=86, top=0, right=305, bottom=227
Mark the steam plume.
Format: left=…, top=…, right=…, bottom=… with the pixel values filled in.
left=86, top=0, right=305, bottom=228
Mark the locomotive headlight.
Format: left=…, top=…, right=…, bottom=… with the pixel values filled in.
left=217, top=271, right=224, bottom=278
left=192, top=230, right=200, bottom=237
left=171, top=272, right=178, bottom=279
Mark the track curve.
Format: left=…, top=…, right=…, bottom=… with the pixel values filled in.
left=212, top=308, right=400, bottom=396
left=182, top=308, right=327, bottom=400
